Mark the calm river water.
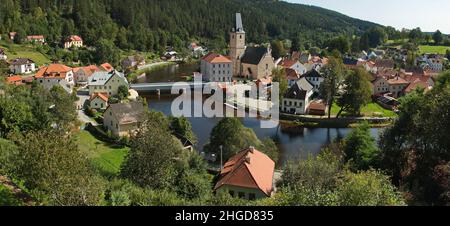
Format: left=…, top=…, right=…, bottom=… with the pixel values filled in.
left=139, top=64, right=382, bottom=164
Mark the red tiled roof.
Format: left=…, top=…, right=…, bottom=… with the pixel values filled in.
left=100, top=63, right=114, bottom=72
left=202, top=53, right=232, bottom=64
left=6, top=75, right=23, bottom=85
left=66, top=35, right=83, bottom=42
left=214, top=147, right=275, bottom=197
left=74, top=65, right=100, bottom=76
left=404, top=75, right=433, bottom=93
left=27, top=35, right=45, bottom=40
left=35, top=64, right=72, bottom=79
left=90, top=93, right=109, bottom=102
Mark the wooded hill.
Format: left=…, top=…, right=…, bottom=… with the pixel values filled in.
left=0, top=0, right=379, bottom=52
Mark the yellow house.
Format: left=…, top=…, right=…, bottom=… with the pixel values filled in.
left=90, top=93, right=109, bottom=110
left=103, top=102, right=146, bottom=137
left=88, top=70, right=128, bottom=96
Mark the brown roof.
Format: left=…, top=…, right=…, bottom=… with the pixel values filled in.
left=107, top=102, right=146, bottom=125
left=404, top=75, right=433, bottom=93
left=202, top=53, right=232, bottom=64
left=27, top=35, right=45, bottom=40
left=10, top=58, right=34, bottom=65
left=214, top=147, right=275, bottom=197
left=387, top=76, right=409, bottom=85
left=374, top=59, right=395, bottom=69
left=285, top=68, right=299, bottom=80
left=291, top=51, right=301, bottom=61
left=280, top=59, right=297, bottom=68
left=309, top=101, right=327, bottom=111
left=73, top=65, right=100, bottom=76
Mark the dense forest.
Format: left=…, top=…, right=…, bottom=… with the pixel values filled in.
left=0, top=0, right=378, bottom=53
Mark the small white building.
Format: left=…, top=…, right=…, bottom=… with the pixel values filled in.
left=64, top=35, right=83, bottom=49
left=88, top=70, right=128, bottom=96
left=10, top=58, right=36, bottom=74
left=302, top=69, right=324, bottom=92
left=282, top=77, right=314, bottom=115
left=201, top=53, right=233, bottom=82
left=280, top=59, right=307, bottom=75
left=0, top=48, right=7, bottom=61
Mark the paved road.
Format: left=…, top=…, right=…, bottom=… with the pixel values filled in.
left=76, top=93, right=98, bottom=126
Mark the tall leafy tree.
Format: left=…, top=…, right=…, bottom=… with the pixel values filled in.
left=319, top=57, right=345, bottom=118
left=336, top=67, right=372, bottom=118
left=433, top=30, right=443, bottom=45
left=342, top=122, right=379, bottom=171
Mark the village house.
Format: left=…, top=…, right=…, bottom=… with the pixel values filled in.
left=200, top=53, right=233, bottom=82
left=285, top=68, right=300, bottom=87
left=188, top=42, right=207, bottom=57
left=163, top=51, right=178, bottom=61
left=299, top=52, right=312, bottom=64
left=0, top=48, right=7, bottom=61
left=64, top=35, right=83, bottom=49
left=214, top=147, right=275, bottom=200
left=90, top=92, right=109, bottom=110
left=417, top=54, right=445, bottom=72
left=279, top=59, right=307, bottom=75
left=103, top=102, right=146, bottom=137
left=302, top=69, right=324, bottom=92
left=73, top=65, right=100, bottom=85
left=304, top=56, right=328, bottom=72
left=282, top=77, right=314, bottom=115
left=34, top=63, right=75, bottom=93
left=26, top=35, right=45, bottom=44
left=403, top=75, right=435, bottom=95
left=373, top=59, right=395, bottom=71
left=5, top=75, right=24, bottom=86
left=229, top=13, right=275, bottom=80
left=372, top=74, right=410, bottom=98
left=9, top=32, right=16, bottom=41
left=88, top=70, right=128, bottom=96
left=10, top=58, right=36, bottom=74
left=121, top=55, right=145, bottom=69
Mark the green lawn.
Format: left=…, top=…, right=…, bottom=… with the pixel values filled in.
left=0, top=41, right=52, bottom=65
left=75, top=130, right=129, bottom=177
left=419, top=45, right=450, bottom=54
left=330, top=102, right=397, bottom=118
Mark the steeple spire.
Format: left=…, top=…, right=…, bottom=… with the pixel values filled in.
left=236, top=13, right=245, bottom=33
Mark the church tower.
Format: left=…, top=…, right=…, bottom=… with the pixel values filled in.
left=229, top=13, right=246, bottom=77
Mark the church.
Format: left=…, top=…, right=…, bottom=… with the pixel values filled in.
left=229, top=13, right=275, bottom=80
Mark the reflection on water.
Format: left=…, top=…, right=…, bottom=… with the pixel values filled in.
left=144, top=94, right=382, bottom=165
left=137, top=63, right=199, bottom=83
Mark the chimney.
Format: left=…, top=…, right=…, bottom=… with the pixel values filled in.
left=249, top=146, right=255, bottom=153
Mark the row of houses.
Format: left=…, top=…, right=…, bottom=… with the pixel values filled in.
left=7, top=32, right=83, bottom=49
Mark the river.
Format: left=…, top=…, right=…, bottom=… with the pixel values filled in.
left=138, top=63, right=383, bottom=165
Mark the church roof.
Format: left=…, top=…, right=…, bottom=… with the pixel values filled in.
left=241, top=47, right=268, bottom=65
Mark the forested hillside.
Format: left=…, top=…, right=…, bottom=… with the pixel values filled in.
left=0, top=0, right=378, bottom=52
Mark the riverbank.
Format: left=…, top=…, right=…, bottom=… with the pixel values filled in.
left=127, top=61, right=177, bottom=82
left=280, top=113, right=395, bottom=128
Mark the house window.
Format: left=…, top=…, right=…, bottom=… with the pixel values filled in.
left=229, top=191, right=235, bottom=197
left=249, top=193, right=256, bottom=201
left=238, top=192, right=245, bottom=199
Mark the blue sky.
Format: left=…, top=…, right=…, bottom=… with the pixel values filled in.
left=287, top=0, right=450, bottom=34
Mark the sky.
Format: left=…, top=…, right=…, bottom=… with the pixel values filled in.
left=287, top=0, right=450, bottom=34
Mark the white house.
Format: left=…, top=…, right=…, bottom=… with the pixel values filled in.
left=188, top=42, right=207, bottom=57
left=73, top=65, right=100, bottom=86
left=34, top=64, right=75, bottom=93
left=282, top=77, right=314, bottom=115
left=201, top=53, right=233, bottom=82
left=280, top=59, right=307, bottom=75
left=302, top=69, right=324, bottom=92
left=0, top=48, right=7, bottom=61
left=88, top=70, right=128, bottom=96
left=64, top=35, right=83, bottom=49
left=10, top=58, right=36, bottom=74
